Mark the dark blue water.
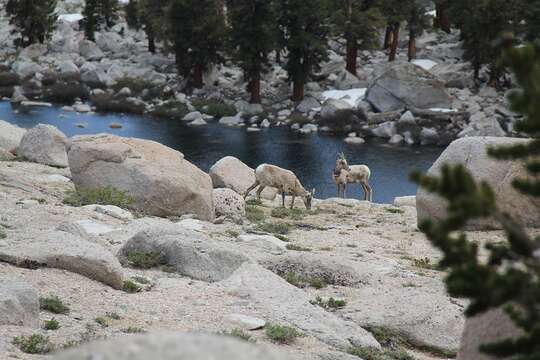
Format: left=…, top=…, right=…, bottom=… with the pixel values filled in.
left=0, top=101, right=443, bottom=203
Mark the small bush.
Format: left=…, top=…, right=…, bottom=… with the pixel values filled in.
left=43, top=82, right=89, bottom=104
left=348, top=347, right=413, bottom=360
left=246, top=199, right=263, bottom=206
left=271, top=208, right=306, bottom=220
left=63, top=187, right=134, bottom=209
left=43, top=319, right=60, bottom=330
left=13, top=334, right=51, bottom=354
left=265, top=324, right=302, bottom=344
left=40, top=295, right=69, bottom=314
left=412, top=257, right=439, bottom=271
left=91, top=93, right=146, bottom=114
left=310, top=296, right=347, bottom=310
left=122, top=280, right=141, bottom=293
left=256, top=222, right=291, bottom=235
left=192, top=98, right=236, bottom=118
left=0, top=72, right=20, bottom=86
left=309, top=277, right=328, bottom=289
left=246, top=205, right=265, bottom=223
left=225, top=229, right=240, bottom=238
left=385, top=207, right=404, bottom=214
left=106, top=312, right=121, bottom=320
left=132, top=276, right=151, bottom=284
left=0, top=228, right=6, bottom=239
left=126, top=251, right=163, bottom=269
left=151, top=100, right=189, bottom=120
left=123, top=326, right=146, bottom=333
left=220, top=328, right=255, bottom=343
left=283, top=272, right=327, bottom=289
left=286, top=243, right=312, bottom=252
left=112, top=77, right=155, bottom=95
left=94, top=317, right=109, bottom=328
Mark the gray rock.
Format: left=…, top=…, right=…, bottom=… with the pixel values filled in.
left=458, top=113, right=506, bottom=138
left=68, top=134, right=214, bottom=220
left=393, top=196, right=416, bottom=208
left=334, top=70, right=368, bottom=90
left=371, top=121, right=397, bottom=139
left=222, top=263, right=380, bottom=350
left=457, top=308, right=522, bottom=360
left=213, top=188, right=245, bottom=218
left=11, top=59, right=42, bottom=80
left=235, top=100, right=263, bottom=115
left=398, top=110, right=416, bottom=125
left=225, top=314, right=266, bottom=330
left=83, top=204, right=134, bottom=221
left=183, top=111, right=203, bottom=122
left=388, top=134, right=404, bottom=145
left=430, top=63, right=474, bottom=89
left=320, top=99, right=352, bottom=121
left=296, top=97, right=321, bottom=113
left=237, top=234, right=287, bottom=254
left=420, top=127, right=439, bottom=145
left=81, top=62, right=112, bottom=88
left=219, top=114, right=244, bottom=127
left=118, top=225, right=250, bottom=282
left=366, top=63, right=453, bottom=112
left=79, top=41, right=105, bottom=61
left=18, top=124, right=69, bottom=167
left=0, top=231, right=124, bottom=289
left=209, top=156, right=276, bottom=200
left=417, top=137, right=540, bottom=229
left=0, top=281, right=39, bottom=327
left=0, top=120, right=26, bottom=153
left=344, top=136, right=366, bottom=145
left=189, top=118, right=207, bottom=126
left=0, top=148, right=16, bottom=161
left=53, top=332, right=291, bottom=360
left=57, top=220, right=116, bottom=238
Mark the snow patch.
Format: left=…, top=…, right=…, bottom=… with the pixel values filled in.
left=58, top=14, right=84, bottom=23
left=322, top=88, right=367, bottom=107
left=429, top=108, right=458, bottom=113
left=412, top=59, right=438, bottom=71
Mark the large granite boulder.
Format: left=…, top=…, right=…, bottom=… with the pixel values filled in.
left=67, top=134, right=214, bottom=220
left=0, top=120, right=26, bottom=153
left=366, top=62, right=453, bottom=112
left=213, top=188, right=246, bottom=218
left=209, top=156, right=276, bottom=200
left=18, top=124, right=69, bottom=167
left=457, top=308, right=522, bottom=360
left=0, top=281, right=39, bottom=327
left=53, top=332, right=291, bottom=360
left=0, top=231, right=124, bottom=289
left=118, top=225, right=249, bottom=282
left=417, top=137, right=540, bottom=230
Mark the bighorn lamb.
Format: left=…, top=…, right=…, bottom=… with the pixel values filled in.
left=333, top=154, right=373, bottom=201
left=244, top=164, right=315, bottom=209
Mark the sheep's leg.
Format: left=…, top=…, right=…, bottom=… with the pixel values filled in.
left=290, top=194, right=296, bottom=209
left=365, top=182, right=373, bottom=202
left=281, top=192, right=286, bottom=208
left=361, top=181, right=373, bottom=202
left=336, top=183, right=341, bottom=198
left=343, top=183, right=347, bottom=198
left=256, top=185, right=266, bottom=201
left=244, top=180, right=260, bottom=199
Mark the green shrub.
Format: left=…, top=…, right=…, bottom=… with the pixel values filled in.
left=385, top=207, right=404, bottom=214
left=123, top=326, right=146, bottom=333
left=348, top=346, right=413, bottom=360
left=310, top=296, right=347, bottom=310
left=192, top=98, right=236, bottom=118
left=91, top=93, right=146, bottom=114
left=265, top=324, right=302, bottom=344
left=43, top=319, right=60, bottom=330
left=122, top=280, right=141, bottom=293
left=112, top=77, right=155, bottom=95
left=246, top=199, right=262, bottom=206
left=151, top=100, right=189, bottom=120
left=126, top=251, right=163, bottom=269
left=256, top=222, right=291, bottom=235
left=283, top=272, right=327, bottom=289
left=106, top=312, right=121, bottom=320
left=63, top=187, right=134, bottom=208
left=225, top=229, right=240, bottom=238
left=246, top=205, right=265, bottom=223
left=43, top=82, right=89, bottom=104
left=39, top=295, right=69, bottom=314
left=271, top=207, right=307, bottom=220
left=132, top=276, right=151, bottom=284
left=0, top=228, right=6, bottom=239
left=94, top=317, right=108, bottom=328
left=412, top=257, right=439, bottom=271
left=220, top=328, right=255, bottom=343
left=13, top=334, right=51, bottom=354
left=286, top=243, right=312, bottom=252
left=308, top=277, right=328, bottom=289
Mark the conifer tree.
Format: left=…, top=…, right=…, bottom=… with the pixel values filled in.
left=227, top=0, right=277, bottom=104
left=405, top=0, right=430, bottom=61
left=82, top=0, right=119, bottom=41
left=525, top=0, right=540, bottom=42
left=331, top=0, right=383, bottom=75
left=6, top=0, right=57, bottom=47
left=412, top=39, right=540, bottom=359
left=434, top=0, right=451, bottom=33
left=278, top=0, right=331, bottom=101
left=378, top=0, right=406, bottom=61
left=168, top=0, right=225, bottom=89
left=137, top=0, right=170, bottom=53
left=125, top=0, right=140, bottom=31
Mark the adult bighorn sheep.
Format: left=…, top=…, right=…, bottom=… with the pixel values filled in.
left=244, top=164, right=315, bottom=210
left=333, top=153, right=373, bottom=201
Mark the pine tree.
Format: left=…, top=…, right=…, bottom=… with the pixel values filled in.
left=378, top=0, right=406, bottom=61
left=448, top=0, right=524, bottom=85
left=125, top=0, right=140, bottom=31
left=168, top=0, right=225, bottom=89
left=6, top=0, right=58, bottom=47
left=412, top=39, right=540, bottom=360
left=405, top=0, right=430, bottom=61
left=525, top=0, right=540, bottom=42
left=331, top=0, right=383, bottom=75
left=434, top=0, right=451, bottom=33
left=227, top=0, right=278, bottom=104
left=278, top=0, right=331, bottom=101
left=82, top=0, right=119, bottom=41
left=137, top=0, right=170, bottom=53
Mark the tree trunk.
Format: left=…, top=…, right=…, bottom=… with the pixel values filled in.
left=346, top=38, right=358, bottom=76
left=383, top=25, right=393, bottom=50
left=408, top=34, right=416, bottom=61
left=473, top=61, right=480, bottom=80
left=292, top=79, right=305, bottom=102
left=249, top=71, right=262, bottom=104
left=436, top=1, right=451, bottom=33
left=276, top=49, right=281, bottom=64
left=148, top=35, right=155, bottom=54
left=193, top=63, right=204, bottom=89
left=389, top=24, right=400, bottom=62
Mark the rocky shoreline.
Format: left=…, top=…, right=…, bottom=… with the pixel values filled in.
left=0, top=1, right=524, bottom=147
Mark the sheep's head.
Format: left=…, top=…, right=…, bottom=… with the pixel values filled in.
left=302, top=188, right=316, bottom=210
left=334, top=155, right=349, bottom=175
